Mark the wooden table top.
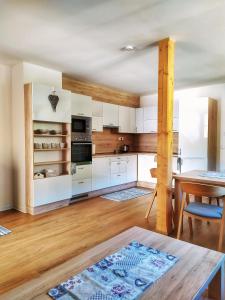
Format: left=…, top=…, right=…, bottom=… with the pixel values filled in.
left=174, top=170, right=225, bottom=187
left=1, top=226, right=224, bottom=300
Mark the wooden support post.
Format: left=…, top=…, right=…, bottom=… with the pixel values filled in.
left=156, top=38, right=175, bottom=235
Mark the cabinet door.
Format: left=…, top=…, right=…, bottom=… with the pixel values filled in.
left=119, top=106, right=130, bottom=133
left=92, top=116, right=103, bottom=132
left=72, top=164, right=92, bottom=181
left=144, top=119, right=157, bottom=133
left=129, top=108, right=136, bottom=133
left=126, top=155, right=137, bottom=182
left=110, top=161, right=121, bottom=174
left=92, top=101, right=103, bottom=117
left=103, top=103, right=119, bottom=127
left=32, top=83, right=71, bottom=123
left=33, top=175, right=72, bottom=207
left=71, top=93, right=92, bottom=117
left=72, top=179, right=92, bottom=195
left=143, top=106, right=158, bottom=120
left=92, top=158, right=110, bottom=190
left=136, top=108, right=144, bottom=133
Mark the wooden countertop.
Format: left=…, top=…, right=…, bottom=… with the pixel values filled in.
left=93, top=152, right=178, bottom=158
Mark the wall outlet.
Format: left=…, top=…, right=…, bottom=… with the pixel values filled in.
left=118, top=137, right=123, bottom=141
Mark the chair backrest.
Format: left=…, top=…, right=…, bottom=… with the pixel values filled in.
left=150, top=168, right=157, bottom=178
left=150, top=168, right=176, bottom=179
left=180, top=182, right=225, bottom=198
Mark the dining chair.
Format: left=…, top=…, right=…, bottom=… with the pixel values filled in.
left=177, top=182, right=225, bottom=251
left=145, top=168, right=176, bottom=221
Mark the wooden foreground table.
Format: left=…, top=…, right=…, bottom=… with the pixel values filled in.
left=1, top=226, right=224, bottom=300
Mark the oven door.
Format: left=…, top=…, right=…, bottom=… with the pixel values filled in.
left=71, top=142, right=92, bottom=164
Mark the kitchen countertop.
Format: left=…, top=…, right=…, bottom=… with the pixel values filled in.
left=93, top=152, right=178, bottom=157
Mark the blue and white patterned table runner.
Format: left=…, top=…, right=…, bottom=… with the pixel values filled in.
left=199, top=171, right=225, bottom=179
left=48, top=241, right=178, bottom=300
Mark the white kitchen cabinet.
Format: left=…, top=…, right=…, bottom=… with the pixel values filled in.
left=72, top=164, right=92, bottom=181
left=119, top=106, right=136, bottom=133
left=129, top=108, right=136, bottom=133
left=72, top=163, right=92, bottom=196
left=144, top=119, right=157, bottom=133
left=32, top=83, right=71, bottom=123
left=126, top=155, right=137, bottom=182
left=103, top=103, right=119, bottom=127
left=72, top=179, right=92, bottom=195
left=71, top=93, right=92, bottom=117
left=119, top=106, right=130, bottom=133
left=136, top=108, right=144, bottom=133
left=110, top=157, right=127, bottom=186
left=92, top=116, right=103, bottom=132
left=33, top=175, right=72, bottom=207
left=92, top=157, right=110, bottom=190
left=144, top=106, right=158, bottom=120
left=92, top=100, right=103, bottom=117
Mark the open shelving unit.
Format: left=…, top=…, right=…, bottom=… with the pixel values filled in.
left=33, top=120, right=71, bottom=178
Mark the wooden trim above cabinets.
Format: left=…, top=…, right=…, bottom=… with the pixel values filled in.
left=62, top=75, right=140, bottom=108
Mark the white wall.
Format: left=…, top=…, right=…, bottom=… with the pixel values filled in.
left=140, top=83, right=225, bottom=170
left=0, top=64, right=13, bottom=210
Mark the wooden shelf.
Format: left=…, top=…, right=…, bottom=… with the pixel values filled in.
left=34, top=134, right=69, bottom=137
left=34, top=160, right=70, bottom=166
left=33, top=173, right=69, bottom=180
left=34, top=148, right=70, bottom=152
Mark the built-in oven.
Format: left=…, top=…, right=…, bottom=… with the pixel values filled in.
left=71, top=142, right=92, bottom=165
left=71, top=115, right=92, bottom=142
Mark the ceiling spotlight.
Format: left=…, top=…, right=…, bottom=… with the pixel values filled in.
left=120, top=45, right=137, bottom=52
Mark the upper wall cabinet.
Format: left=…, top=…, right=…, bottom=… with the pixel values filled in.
left=103, top=102, right=119, bottom=127
left=92, top=100, right=103, bottom=132
left=71, top=93, right=92, bottom=117
left=32, top=83, right=71, bottom=123
left=119, top=106, right=136, bottom=133
left=92, top=100, right=103, bottom=117
left=136, top=108, right=144, bottom=133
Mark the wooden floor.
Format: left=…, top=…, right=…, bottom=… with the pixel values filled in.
left=0, top=194, right=224, bottom=295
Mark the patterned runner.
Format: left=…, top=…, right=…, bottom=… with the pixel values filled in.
left=48, top=240, right=178, bottom=300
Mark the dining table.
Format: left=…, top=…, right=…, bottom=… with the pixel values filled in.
left=1, top=226, right=224, bottom=300
left=173, top=169, right=225, bottom=230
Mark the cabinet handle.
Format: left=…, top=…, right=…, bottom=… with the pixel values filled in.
left=92, top=129, right=96, bottom=131
left=117, top=162, right=120, bottom=165
left=117, top=174, right=121, bottom=177
left=78, top=181, right=84, bottom=184
left=78, top=113, right=84, bottom=116
left=78, top=168, right=84, bottom=170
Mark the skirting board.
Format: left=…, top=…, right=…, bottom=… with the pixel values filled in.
left=27, top=199, right=70, bottom=215
left=25, top=181, right=153, bottom=215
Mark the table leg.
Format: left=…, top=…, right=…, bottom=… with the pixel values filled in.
left=208, top=262, right=225, bottom=300
left=174, top=179, right=182, bottom=232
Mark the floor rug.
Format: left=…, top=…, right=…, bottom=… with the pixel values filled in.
left=48, top=240, right=178, bottom=300
left=0, top=225, right=11, bottom=236
left=101, top=188, right=152, bottom=202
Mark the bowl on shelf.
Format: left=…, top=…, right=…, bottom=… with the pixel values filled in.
left=49, top=130, right=57, bottom=135
left=51, top=143, right=60, bottom=149
left=34, top=129, right=49, bottom=134
left=34, top=143, right=42, bottom=149
left=42, top=143, right=51, bottom=149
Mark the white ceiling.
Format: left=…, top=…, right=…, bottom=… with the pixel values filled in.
left=0, top=0, right=225, bottom=95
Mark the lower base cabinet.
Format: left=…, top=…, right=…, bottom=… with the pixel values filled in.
left=33, top=175, right=72, bottom=207
left=72, top=179, right=92, bottom=196
left=92, top=155, right=137, bottom=191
